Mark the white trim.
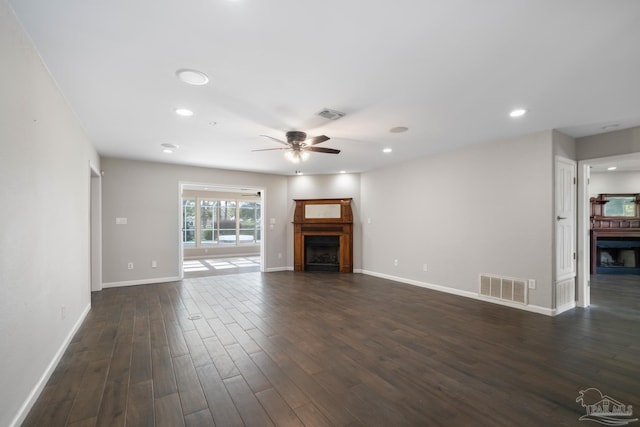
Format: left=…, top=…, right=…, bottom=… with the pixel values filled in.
left=265, top=266, right=293, bottom=272
left=577, top=160, right=592, bottom=308
left=102, top=276, right=182, bottom=288
left=89, top=162, right=102, bottom=292
left=554, top=301, right=577, bottom=316
left=361, top=270, right=555, bottom=316
left=9, top=303, right=91, bottom=427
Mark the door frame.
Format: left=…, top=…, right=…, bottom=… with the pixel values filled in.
left=577, top=152, right=640, bottom=308
left=178, top=181, right=266, bottom=278
left=89, top=162, right=102, bottom=292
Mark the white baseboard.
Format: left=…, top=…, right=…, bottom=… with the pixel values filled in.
left=102, top=276, right=181, bottom=288
left=360, top=270, right=555, bottom=317
left=10, top=303, right=91, bottom=427
left=553, top=301, right=576, bottom=316
left=265, top=266, right=293, bottom=272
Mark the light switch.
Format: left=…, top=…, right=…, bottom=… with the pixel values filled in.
left=116, top=217, right=127, bottom=225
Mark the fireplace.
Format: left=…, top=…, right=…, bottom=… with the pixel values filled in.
left=293, top=198, right=353, bottom=273
left=305, top=235, right=340, bottom=271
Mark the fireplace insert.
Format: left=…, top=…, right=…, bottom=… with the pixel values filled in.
left=304, top=235, right=340, bottom=272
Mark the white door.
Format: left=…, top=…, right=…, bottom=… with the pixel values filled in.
left=555, top=157, right=577, bottom=308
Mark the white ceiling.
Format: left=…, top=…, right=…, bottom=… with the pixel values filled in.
left=9, top=0, right=640, bottom=176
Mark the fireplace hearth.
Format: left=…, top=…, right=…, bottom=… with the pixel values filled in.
left=293, top=198, right=353, bottom=273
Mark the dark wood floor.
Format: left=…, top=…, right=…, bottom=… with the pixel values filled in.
left=22, top=273, right=640, bottom=426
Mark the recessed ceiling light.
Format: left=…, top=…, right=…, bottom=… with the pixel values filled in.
left=175, top=108, right=194, bottom=117
left=176, top=69, right=209, bottom=86
left=383, top=148, right=392, bottom=153
left=340, top=171, right=346, bottom=174
left=163, top=149, right=174, bottom=154
left=608, top=166, right=617, bottom=171
left=509, top=108, right=527, bottom=118
left=389, top=126, right=409, bottom=133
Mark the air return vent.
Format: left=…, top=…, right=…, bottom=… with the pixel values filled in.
left=479, top=274, right=528, bottom=305
left=317, top=108, right=346, bottom=120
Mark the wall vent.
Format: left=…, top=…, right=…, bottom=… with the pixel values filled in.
left=479, top=274, right=528, bottom=305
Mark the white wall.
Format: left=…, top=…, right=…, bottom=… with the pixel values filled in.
left=287, top=173, right=362, bottom=270
left=590, top=171, right=640, bottom=197
left=0, top=2, right=100, bottom=425
left=360, top=131, right=555, bottom=310
left=577, top=126, right=640, bottom=160
left=101, top=157, right=289, bottom=285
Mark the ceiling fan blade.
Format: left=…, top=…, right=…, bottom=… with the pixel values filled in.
left=260, top=135, right=289, bottom=146
left=251, top=147, right=289, bottom=152
left=306, top=135, right=330, bottom=145
left=305, top=146, right=340, bottom=154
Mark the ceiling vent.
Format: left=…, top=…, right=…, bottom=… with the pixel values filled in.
left=317, top=108, right=346, bottom=121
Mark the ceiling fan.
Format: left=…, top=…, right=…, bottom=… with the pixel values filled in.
left=253, top=131, right=340, bottom=163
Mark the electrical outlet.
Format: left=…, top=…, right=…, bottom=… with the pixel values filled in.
left=128, top=262, right=134, bottom=270
left=528, top=279, right=536, bottom=289
left=394, top=259, right=398, bottom=267
left=278, top=252, right=283, bottom=259
left=423, top=264, right=428, bottom=272
left=151, top=260, right=157, bottom=268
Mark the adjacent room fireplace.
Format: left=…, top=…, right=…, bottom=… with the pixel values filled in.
left=293, top=198, right=353, bottom=273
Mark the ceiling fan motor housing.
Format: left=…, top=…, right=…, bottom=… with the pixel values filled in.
left=286, top=131, right=307, bottom=144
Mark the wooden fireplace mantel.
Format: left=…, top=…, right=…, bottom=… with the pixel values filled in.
left=293, top=198, right=353, bottom=272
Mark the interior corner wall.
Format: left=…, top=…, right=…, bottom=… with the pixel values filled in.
left=0, top=2, right=100, bottom=426
left=360, top=131, right=555, bottom=310
left=553, top=129, right=577, bottom=159
left=286, top=173, right=362, bottom=270
left=100, top=158, right=289, bottom=285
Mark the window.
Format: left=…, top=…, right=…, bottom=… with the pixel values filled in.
left=239, top=201, right=261, bottom=243
left=200, top=200, right=216, bottom=244
left=182, top=198, right=196, bottom=246
left=183, top=196, right=261, bottom=247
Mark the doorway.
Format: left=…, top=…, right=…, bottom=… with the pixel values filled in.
left=179, top=183, right=265, bottom=278
left=577, top=152, right=640, bottom=308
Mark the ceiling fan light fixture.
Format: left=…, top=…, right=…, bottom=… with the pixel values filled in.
left=285, top=149, right=310, bottom=163
left=285, top=151, right=300, bottom=163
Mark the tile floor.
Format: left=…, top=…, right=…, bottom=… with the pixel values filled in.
left=183, top=256, right=261, bottom=278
